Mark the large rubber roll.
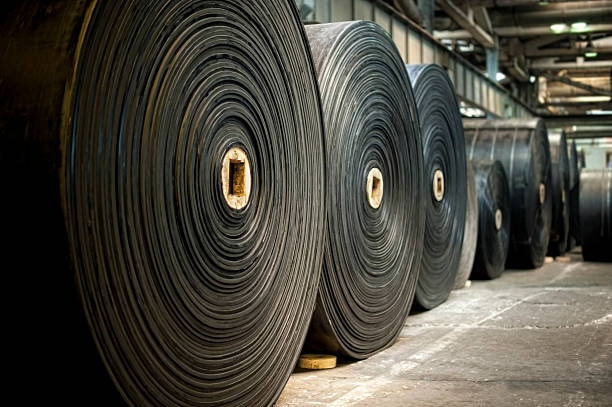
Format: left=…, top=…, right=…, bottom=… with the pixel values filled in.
left=406, top=64, right=466, bottom=309
left=304, top=21, right=425, bottom=358
left=547, top=131, right=570, bottom=256
left=1, top=1, right=326, bottom=406
left=463, top=119, right=552, bottom=269
left=567, top=139, right=580, bottom=249
left=471, top=160, right=511, bottom=279
left=454, top=164, right=478, bottom=289
left=580, top=169, right=612, bottom=262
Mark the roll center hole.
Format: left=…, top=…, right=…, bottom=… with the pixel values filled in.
left=433, top=169, right=445, bottom=201
left=222, top=147, right=251, bottom=210
left=561, top=189, right=566, bottom=203
left=539, top=183, right=546, bottom=205
left=229, top=160, right=245, bottom=197
left=495, top=209, right=503, bottom=231
left=366, top=168, right=383, bottom=209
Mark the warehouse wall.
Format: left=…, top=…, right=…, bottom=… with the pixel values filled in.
left=295, top=0, right=533, bottom=119
left=577, top=141, right=612, bottom=169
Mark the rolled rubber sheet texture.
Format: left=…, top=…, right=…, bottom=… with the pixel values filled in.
left=567, top=139, right=581, bottom=249
left=463, top=119, right=553, bottom=269
left=304, top=21, right=425, bottom=359
left=1, top=1, right=327, bottom=405
left=547, top=131, right=570, bottom=256
left=454, top=163, right=478, bottom=289
left=471, top=160, right=511, bottom=279
left=407, top=63, right=467, bottom=309
left=580, top=169, right=612, bottom=262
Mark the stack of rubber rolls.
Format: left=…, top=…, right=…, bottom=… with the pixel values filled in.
left=547, top=131, right=570, bottom=256
left=463, top=119, right=553, bottom=269
left=580, top=169, right=612, bottom=262
left=406, top=63, right=467, bottom=309
left=470, top=160, right=512, bottom=279
left=566, top=140, right=580, bottom=250
left=1, top=1, right=327, bottom=405
left=454, top=164, right=478, bottom=289
left=304, top=21, right=425, bottom=359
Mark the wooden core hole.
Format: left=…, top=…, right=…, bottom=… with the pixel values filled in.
left=222, top=147, right=251, bottom=210
left=366, top=168, right=383, bottom=209
left=433, top=169, right=445, bottom=202
left=495, top=209, right=503, bottom=231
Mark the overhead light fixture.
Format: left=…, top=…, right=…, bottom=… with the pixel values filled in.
left=550, top=23, right=567, bottom=33
left=496, top=72, right=506, bottom=81
left=539, top=2, right=549, bottom=5
left=571, top=22, right=588, bottom=32
left=585, top=51, right=598, bottom=58
left=529, top=75, right=536, bottom=83
left=587, top=109, right=612, bottom=115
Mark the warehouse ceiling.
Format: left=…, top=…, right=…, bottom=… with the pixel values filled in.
left=430, top=0, right=612, bottom=124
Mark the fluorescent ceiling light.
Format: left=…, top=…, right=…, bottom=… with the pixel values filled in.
left=587, top=109, right=612, bottom=115
left=550, top=23, right=567, bottom=33
left=496, top=72, right=506, bottom=81
left=571, top=22, right=588, bottom=32
left=585, top=51, right=598, bottom=58
left=550, top=96, right=611, bottom=103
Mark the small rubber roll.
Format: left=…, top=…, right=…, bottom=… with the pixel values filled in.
left=454, top=163, right=478, bottom=289
left=471, top=160, right=511, bottom=279
left=305, top=21, right=425, bottom=358
left=547, top=131, right=570, bottom=256
left=463, top=119, right=553, bottom=269
left=566, top=139, right=580, bottom=250
left=406, top=64, right=467, bottom=309
left=1, top=1, right=326, bottom=406
left=580, top=169, right=612, bottom=262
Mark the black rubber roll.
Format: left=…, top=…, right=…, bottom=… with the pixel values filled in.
left=304, top=21, right=425, bottom=358
left=406, top=64, right=466, bottom=309
left=471, top=160, right=511, bottom=279
left=580, top=169, right=612, bottom=262
left=547, top=131, right=570, bottom=256
left=454, top=164, right=478, bottom=289
left=578, top=148, right=587, bottom=169
left=1, top=1, right=326, bottom=406
left=567, top=139, right=580, bottom=249
left=463, top=119, right=552, bottom=269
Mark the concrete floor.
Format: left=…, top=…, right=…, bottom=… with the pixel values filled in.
left=278, top=252, right=612, bottom=406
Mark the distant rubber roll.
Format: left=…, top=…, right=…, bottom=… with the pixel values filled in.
left=471, top=160, right=511, bottom=279
left=463, top=119, right=552, bottom=269
left=578, top=148, right=586, bottom=169
left=580, top=169, right=612, bottom=262
left=567, top=140, right=580, bottom=249
left=547, top=131, right=570, bottom=256
left=454, top=164, right=478, bottom=289
left=1, top=1, right=326, bottom=406
left=305, top=21, right=425, bottom=358
left=406, top=64, right=466, bottom=308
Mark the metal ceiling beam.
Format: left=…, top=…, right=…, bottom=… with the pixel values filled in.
left=473, top=6, right=492, bottom=33
left=525, top=46, right=612, bottom=58
left=436, top=0, right=495, bottom=48
left=491, top=6, right=612, bottom=27
left=462, top=0, right=602, bottom=6
left=565, top=131, right=612, bottom=138
left=543, top=73, right=612, bottom=96
left=435, top=24, right=612, bottom=39
left=540, top=101, right=612, bottom=109
left=524, top=35, right=567, bottom=51
left=544, top=114, right=612, bottom=127
left=495, top=24, right=612, bottom=37
left=531, top=58, right=612, bottom=70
